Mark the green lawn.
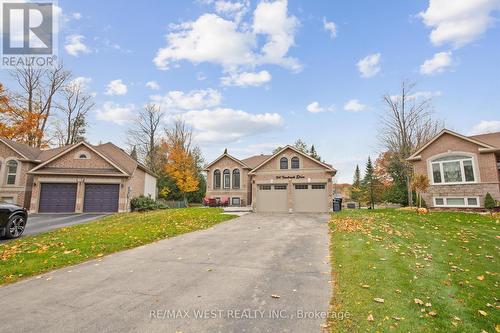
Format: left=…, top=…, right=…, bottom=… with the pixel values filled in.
left=328, top=209, right=499, bottom=333
left=0, top=208, right=235, bottom=285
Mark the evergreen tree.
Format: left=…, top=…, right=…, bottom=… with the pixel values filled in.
left=130, top=145, right=138, bottom=161
left=351, top=165, right=362, bottom=208
left=362, top=157, right=380, bottom=209
left=309, top=145, right=321, bottom=161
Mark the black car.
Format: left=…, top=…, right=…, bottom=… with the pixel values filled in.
left=0, top=202, right=28, bottom=239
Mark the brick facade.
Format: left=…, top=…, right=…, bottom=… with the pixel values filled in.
left=410, top=131, right=500, bottom=209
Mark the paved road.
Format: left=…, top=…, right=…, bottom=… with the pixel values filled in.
left=1, top=213, right=108, bottom=242
left=0, top=213, right=331, bottom=333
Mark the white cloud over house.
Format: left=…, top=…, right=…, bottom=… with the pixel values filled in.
left=344, top=99, right=367, bottom=112
left=419, top=0, right=500, bottom=48
left=105, top=79, right=128, bottom=96
left=357, top=53, right=381, bottom=78
left=469, top=120, right=500, bottom=135
left=65, top=34, right=91, bottom=57
left=306, top=101, right=335, bottom=113
left=420, top=51, right=453, bottom=75
left=69, top=76, right=92, bottom=90
left=180, top=108, right=283, bottom=143
left=154, top=0, right=300, bottom=72
left=95, top=102, right=136, bottom=125
left=150, top=88, right=222, bottom=112
left=221, top=70, right=271, bottom=87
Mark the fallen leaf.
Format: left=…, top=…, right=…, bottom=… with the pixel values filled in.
left=478, top=310, right=487, bottom=316
left=476, top=275, right=484, bottom=281
left=374, top=298, right=385, bottom=303
left=271, top=294, right=280, bottom=299
left=367, top=314, right=374, bottom=321
left=414, top=298, right=424, bottom=305
left=361, top=284, right=370, bottom=288
left=428, top=311, right=437, bottom=317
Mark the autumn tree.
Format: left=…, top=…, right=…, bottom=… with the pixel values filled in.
left=127, top=103, right=163, bottom=173
left=54, top=80, right=94, bottom=146
left=163, top=141, right=199, bottom=204
left=379, top=80, right=443, bottom=205
left=411, top=174, right=429, bottom=208
left=10, top=64, right=71, bottom=147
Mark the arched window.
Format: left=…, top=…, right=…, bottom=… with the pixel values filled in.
left=78, top=153, right=88, bottom=159
left=223, top=169, right=230, bottom=189
left=213, top=169, right=221, bottom=189
left=291, top=157, right=299, bottom=169
left=6, top=160, right=18, bottom=185
left=232, top=169, right=240, bottom=189
left=280, top=157, right=288, bottom=169
left=431, top=155, right=475, bottom=184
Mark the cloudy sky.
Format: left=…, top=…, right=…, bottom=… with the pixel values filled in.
left=1, top=0, right=500, bottom=182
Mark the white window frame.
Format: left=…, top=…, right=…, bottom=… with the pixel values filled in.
left=433, top=196, right=480, bottom=208
left=427, top=152, right=479, bottom=185
left=5, top=160, right=18, bottom=186
left=231, top=197, right=241, bottom=206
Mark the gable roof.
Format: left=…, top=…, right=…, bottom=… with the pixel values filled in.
left=203, top=152, right=251, bottom=171
left=249, top=145, right=336, bottom=174
left=468, top=131, right=500, bottom=149
left=29, top=141, right=130, bottom=176
left=241, top=154, right=272, bottom=169
left=0, top=138, right=41, bottom=160
left=407, top=129, right=496, bottom=161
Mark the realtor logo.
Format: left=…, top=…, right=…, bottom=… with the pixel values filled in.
left=1, top=1, right=57, bottom=67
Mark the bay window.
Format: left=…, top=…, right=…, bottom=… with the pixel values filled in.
left=430, top=155, right=475, bottom=184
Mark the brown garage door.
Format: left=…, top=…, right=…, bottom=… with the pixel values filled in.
left=83, top=184, right=119, bottom=212
left=39, top=183, right=77, bottom=213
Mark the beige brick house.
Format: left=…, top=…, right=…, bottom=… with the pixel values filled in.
left=205, top=145, right=336, bottom=213
left=408, top=129, right=500, bottom=209
left=0, top=139, right=157, bottom=213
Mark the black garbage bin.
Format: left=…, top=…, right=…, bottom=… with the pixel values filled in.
left=333, top=198, right=343, bottom=212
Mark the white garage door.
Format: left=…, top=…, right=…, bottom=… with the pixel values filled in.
left=256, top=184, right=288, bottom=212
left=293, top=184, right=328, bottom=213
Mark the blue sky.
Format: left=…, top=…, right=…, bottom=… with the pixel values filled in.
left=2, top=0, right=500, bottom=182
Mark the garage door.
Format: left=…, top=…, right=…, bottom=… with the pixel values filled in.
left=83, top=184, right=119, bottom=212
left=39, top=183, right=77, bottom=213
left=256, top=184, right=288, bottom=212
left=293, top=183, right=328, bottom=213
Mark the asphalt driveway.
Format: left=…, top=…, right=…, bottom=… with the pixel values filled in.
left=0, top=213, right=331, bottom=333
left=1, top=213, right=108, bottom=242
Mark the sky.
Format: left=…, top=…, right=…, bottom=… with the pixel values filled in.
left=1, top=0, right=500, bottom=183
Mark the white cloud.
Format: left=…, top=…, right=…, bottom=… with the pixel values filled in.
left=389, top=91, right=442, bottom=103
left=357, top=53, right=381, bottom=78
left=214, top=0, right=249, bottom=23
left=323, top=18, right=337, bottom=39
left=154, top=0, right=299, bottom=72
left=69, top=76, right=92, bottom=90
left=344, top=99, right=367, bottom=112
left=64, top=34, right=91, bottom=57
left=306, top=101, right=335, bottom=113
left=221, top=70, right=271, bottom=87
left=150, top=88, right=222, bottom=112
left=181, top=107, right=283, bottom=143
left=96, top=102, right=136, bottom=125
left=469, top=120, right=500, bottom=135
left=146, top=81, right=160, bottom=90
left=72, top=12, right=82, bottom=20
left=105, top=79, right=128, bottom=96
left=420, top=51, right=453, bottom=75
left=419, top=0, right=500, bottom=48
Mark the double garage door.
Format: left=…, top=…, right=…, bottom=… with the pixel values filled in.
left=256, top=183, right=328, bottom=213
left=39, top=183, right=119, bottom=213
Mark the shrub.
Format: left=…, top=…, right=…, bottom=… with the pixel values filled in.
left=484, top=192, right=496, bottom=210
left=130, top=195, right=166, bottom=212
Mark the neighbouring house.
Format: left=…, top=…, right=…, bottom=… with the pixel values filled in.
left=0, top=138, right=157, bottom=213
left=408, top=129, right=500, bottom=209
left=333, top=183, right=352, bottom=199
left=204, top=145, right=336, bottom=213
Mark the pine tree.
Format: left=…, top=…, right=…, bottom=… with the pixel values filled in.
left=351, top=165, right=362, bottom=208
left=130, top=145, right=138, bottom=161
left=362, top=157, right=380, bottom=209
left=310, top=145, right=321, bottom=161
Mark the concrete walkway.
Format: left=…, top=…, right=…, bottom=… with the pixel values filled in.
left=0, top=213, right=331, bottom=333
